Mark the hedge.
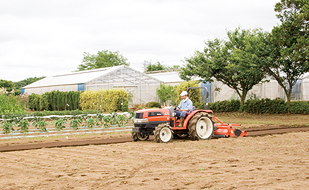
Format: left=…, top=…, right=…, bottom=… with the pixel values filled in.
left=208, top=100, right=240, bottom=112
left=28, top=91, right=81, bottom=111
left=208, top=98, right=309, bottom=114
left=80, top=89, right=128, bottom=112
left=146, top=101, right=160, bottom=108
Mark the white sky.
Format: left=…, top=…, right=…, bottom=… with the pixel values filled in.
left=0, top=0, right=279, bottom=82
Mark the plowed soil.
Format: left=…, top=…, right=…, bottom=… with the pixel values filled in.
left=1, top=131, right=308, bottom=190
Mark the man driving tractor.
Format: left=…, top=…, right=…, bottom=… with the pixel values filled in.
left=176, top=91, right=193, bottom=127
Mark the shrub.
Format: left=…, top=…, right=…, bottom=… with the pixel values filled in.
left=290, top=101, right=309, bottom=114
left=146, top=101, right=160, bottom=108
left=0, top=94, right=26, bottom=114
left=28, top=91, right=81, bottom=111
left=117, top=96, right=129, bottom=112
left=80, top=89, right=128, bottom=112
left=244, top=98, right=287, bottom=114
left=208, top=100, right=240, bottom=112
left=156, top=83, right=175, bottom=105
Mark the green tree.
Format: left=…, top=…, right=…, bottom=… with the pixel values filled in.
left=262, top=0, right=309, bottom=112
left=143, top=60, right=180, bottom=72
left=77, top=50, right=130, bottom=71
left=180, top=28, right=270, bottom=107
left=0, top=79, right=15, bottom=92
left=156, top=83, right=176, bottom=105
left=0, top=93, right=26, bottom=114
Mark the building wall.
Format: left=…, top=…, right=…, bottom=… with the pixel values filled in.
left=210, top=79, right=287, bottom=102
left=302, top=78, right=309, bottom=101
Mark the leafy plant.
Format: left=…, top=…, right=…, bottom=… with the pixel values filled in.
left=156, top=83, right=176, bottom=106
left=146, top=101, right=160, bottom=108
left=18, top=119, right=30, bottom=134
left=80, top=89, right=128, bottom=112
left=86, top=117, right=96, bottom=129
left=0, top=93, right=26, bottom=115
left=32, top=117, right=48, bottom=132
left=70, top=118, right=82, bottom=130
left=1, top=121, right=14, bottom=134
left=102, top=115, right=112, bottom=128
left=116, top=114, right=127, bottom=128
left=180, top=28, right=269, bottom=107
left=54, top=118, right=67, bottom=131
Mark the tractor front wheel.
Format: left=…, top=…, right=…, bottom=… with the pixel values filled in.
left=188, top=113, right=214, bottom=140
left=154, top=124, right=174, bottom=143
left=132, top=132, right=149, bottom=141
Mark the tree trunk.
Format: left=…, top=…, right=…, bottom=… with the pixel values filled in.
left=286, top=88, right=292, bottom=114
left=239, top=91, right=248, bottom=112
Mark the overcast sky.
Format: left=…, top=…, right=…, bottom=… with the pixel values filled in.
left=0, top=0, right=279, bottom=82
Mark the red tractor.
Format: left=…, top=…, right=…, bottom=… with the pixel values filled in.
left=131, top=87, right=247, bottom=143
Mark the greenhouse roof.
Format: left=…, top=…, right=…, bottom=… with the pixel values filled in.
left=148, top=71, right=183, bottom=83
left=147, top=71, right=203, bottom=83
left=24, top=65, right=161, bottom=88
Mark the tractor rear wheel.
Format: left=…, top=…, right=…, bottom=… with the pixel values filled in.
left=188, top=112, right=214, bottom=140
left=132, top=132, right=149, bottom=141
left=154, top=124, right=174, bottom=143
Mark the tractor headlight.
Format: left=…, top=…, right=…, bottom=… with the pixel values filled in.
left=134, top=118, right=149, bottom=123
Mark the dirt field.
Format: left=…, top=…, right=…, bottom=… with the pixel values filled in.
left=1, top=131, right=308, bottom=190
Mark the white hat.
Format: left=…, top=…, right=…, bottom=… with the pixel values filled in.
left=180, top=91, right=188, bottom=96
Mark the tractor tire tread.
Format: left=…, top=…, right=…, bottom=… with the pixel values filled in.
left=188, top=112, right=214, bottom=141
left=154, top=124, right=174, bottom=143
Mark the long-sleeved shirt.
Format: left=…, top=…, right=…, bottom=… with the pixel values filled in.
left=177, top=97, right=193, bottom=112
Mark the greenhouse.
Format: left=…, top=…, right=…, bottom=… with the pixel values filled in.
left=211, top=74, right=309, bottom=102
left=22, top=66, right=162, bottom=104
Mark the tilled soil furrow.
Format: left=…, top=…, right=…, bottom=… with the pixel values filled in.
left=0, top=126, right=309, bottom=152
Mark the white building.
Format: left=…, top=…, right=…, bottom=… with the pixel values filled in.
left=22, top=66, right=162, bottom=104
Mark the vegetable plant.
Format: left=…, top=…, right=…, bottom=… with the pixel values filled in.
left=54, top=118, right=67, bottom=131
left=116, top=114, right=126, bottom=128
left=102, top=115, right=112, bottom=128
left=1, top=121, right=14, bottom=134
left=70, top=118, right=82, bottom=130
left=18, top=119, right=30, bottom=134
left=32, top=117, right=48, bottom=132
left=86, top=117, right=96, bottom=129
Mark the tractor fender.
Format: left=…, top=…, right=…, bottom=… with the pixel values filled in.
left=183, top=110, right=213, bottom=128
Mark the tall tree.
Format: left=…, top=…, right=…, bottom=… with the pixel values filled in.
left=262, top=0, right=309, bottom=112
left=180, top=28, right=270, bottom=106
left=156, top=83, right=175, bottom=105
left=77, top=50, right=130, bottom=71
left=143, top=60, right=180, bottom=72
left=0, top=79, right=15, bottom=92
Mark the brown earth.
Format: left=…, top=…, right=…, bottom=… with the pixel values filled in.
left=0, top=131, right=308, bottom=190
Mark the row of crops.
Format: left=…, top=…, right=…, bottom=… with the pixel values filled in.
left=0, top=112, right=134, bottom=135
